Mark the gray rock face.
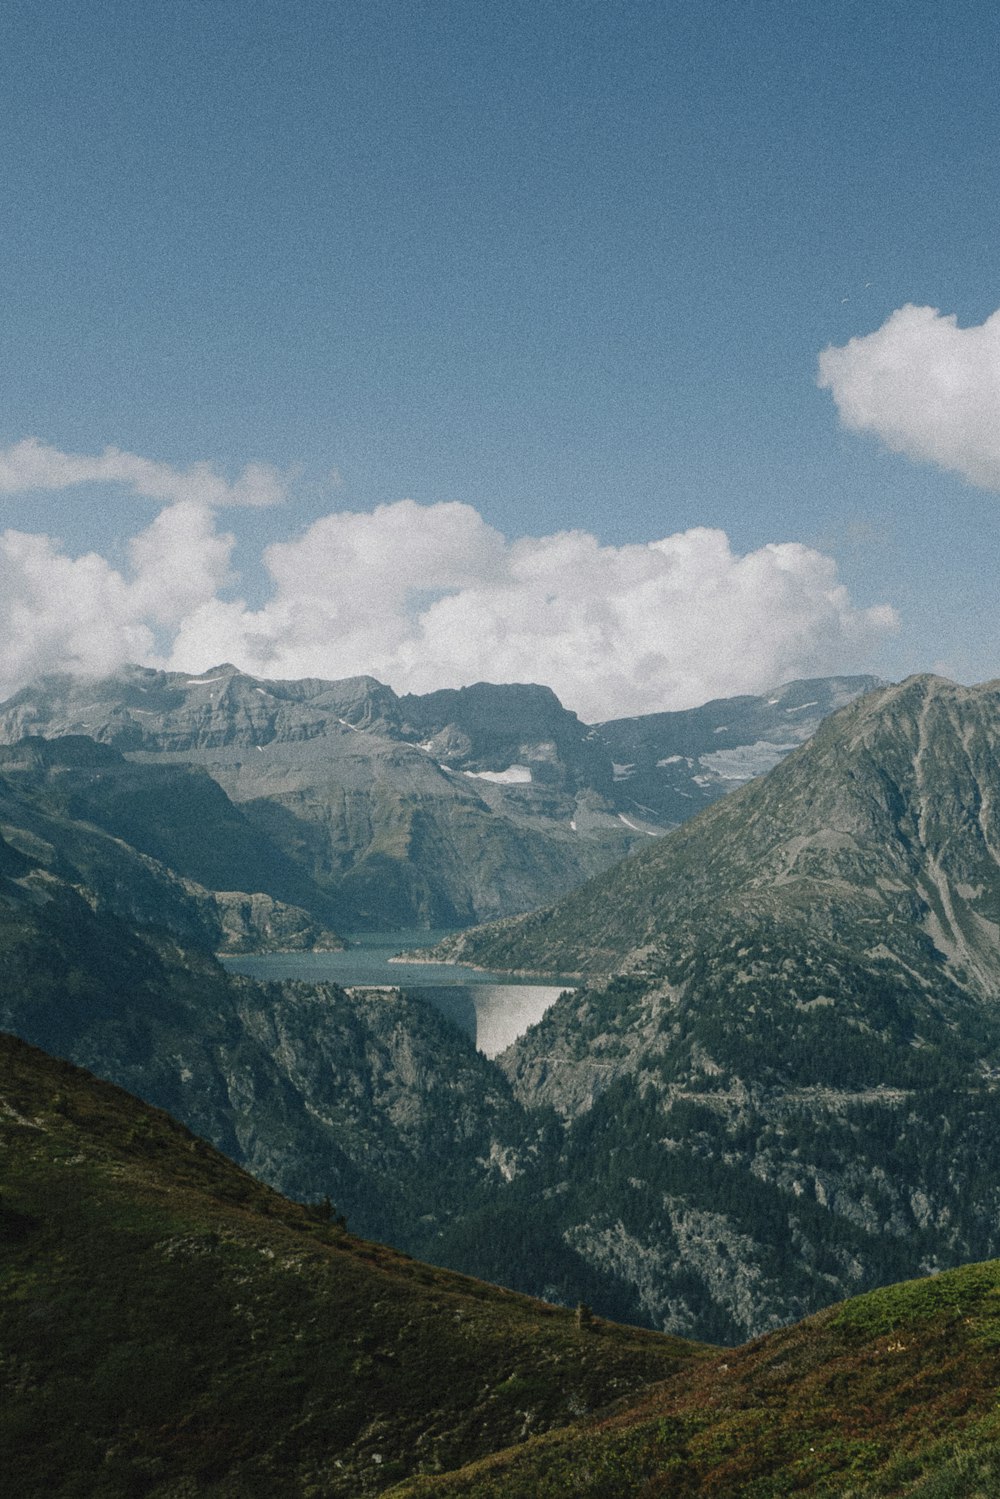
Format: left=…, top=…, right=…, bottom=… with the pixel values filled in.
left=211, top=890, right=343, bottom=953
left=0, top=664, right=880, bottom=929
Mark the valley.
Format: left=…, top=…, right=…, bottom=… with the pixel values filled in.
left=3, top=664, right=1000, bottom=1492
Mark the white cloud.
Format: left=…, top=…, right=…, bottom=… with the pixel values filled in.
left=0, top=499, right=235, bottom=696
left=167, top=502, right=897, bottom=719
left=0, top=437, right=287, bottom=508
left=818, top=304, right=1000, bottom=489
left=0, top=531, right=154, bottom=689
left=127, top=500, right=235, bottom=626
left=0, top=447, right=898, bottom=717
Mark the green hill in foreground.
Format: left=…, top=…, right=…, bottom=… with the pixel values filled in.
left=0, top=1032, right=696, bottom=1499
left=4, top=1030, right=1000, bottom=1498
left=391, top=1264, right=1000, bottom=1498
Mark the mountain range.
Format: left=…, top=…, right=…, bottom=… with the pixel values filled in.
left=0, top=664, right=878, bottom=929
left=3, top=669, right=1000, bottom=1349
left=427, top=675, right=1000, bottom=1336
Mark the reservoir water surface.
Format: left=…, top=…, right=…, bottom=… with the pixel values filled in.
left=221, top=930, right=577, bottom=1058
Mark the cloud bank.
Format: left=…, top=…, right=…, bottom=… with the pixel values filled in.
left=819, top=304, right=1000, bottom=490
left=0, top=442, right=897, bottom=720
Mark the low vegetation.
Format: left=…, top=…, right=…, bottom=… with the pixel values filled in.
left=389, top=1259, right=1000, bottom=1496
left=0, top=1032, right=697, bottom=1498
left=7, top=1027, right=1000, bottom=1497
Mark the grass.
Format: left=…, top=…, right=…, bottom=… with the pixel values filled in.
left=386, top=1260, right=1000, bottom=1497
left=0, top=1031, right=700, bottom=1498
left=7, top=1027, right=1000, bottom=1497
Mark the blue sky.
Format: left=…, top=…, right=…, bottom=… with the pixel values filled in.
left=0, top=0, right=997, bottom=716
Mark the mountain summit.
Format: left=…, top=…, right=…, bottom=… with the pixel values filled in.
left=442, top=674, right=1000, bottom=991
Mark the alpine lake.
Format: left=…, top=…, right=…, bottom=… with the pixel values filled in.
left=220, top=930, right=577, bottom=1059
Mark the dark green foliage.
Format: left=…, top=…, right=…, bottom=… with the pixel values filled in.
left=0, top=1033, right=697, bottom=1499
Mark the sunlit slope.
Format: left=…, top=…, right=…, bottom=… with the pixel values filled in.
left=418, top=677, right=1000, bottom=1340
left=390, top=1259, right=1000, bottom=1497
left=0, top=1033, right=698, bottom=1499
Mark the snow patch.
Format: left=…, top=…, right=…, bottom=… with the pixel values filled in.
left=462, top=765, right=532, bottom=785
left=698, top=741, right=799, bottom=782
left=618, top=813, right=657, bottom=836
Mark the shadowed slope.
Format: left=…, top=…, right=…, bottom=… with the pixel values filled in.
left=0, top=1033, right=699, bottom=1499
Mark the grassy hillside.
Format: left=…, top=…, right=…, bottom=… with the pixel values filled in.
left=390, top=1259, right=1000, bottom=1497
left=0, top=1032, right=698, bottom=1499
left=5, top=1026, right=1000, bottom=1498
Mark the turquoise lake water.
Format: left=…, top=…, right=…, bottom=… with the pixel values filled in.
left=220, top=931, right=577, bottom=1058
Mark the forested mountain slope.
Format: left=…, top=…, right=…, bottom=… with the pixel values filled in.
left=420, top=678, right=1000, bottom=1339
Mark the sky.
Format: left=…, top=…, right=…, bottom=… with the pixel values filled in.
left=1, top=0, right=998, bottom=720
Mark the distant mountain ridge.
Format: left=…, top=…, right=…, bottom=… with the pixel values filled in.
left=0, top=664, right=882, bottom=928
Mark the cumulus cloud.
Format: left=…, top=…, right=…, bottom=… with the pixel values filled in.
left=0, top=499, right=234, bottom=695
left=818, top=304, right=1000, bottom=489
left=0, top=437, right=287, bottom=508
left=167, top=501, right=896, bottom=720
left=0, top=448, right=898, bottom=716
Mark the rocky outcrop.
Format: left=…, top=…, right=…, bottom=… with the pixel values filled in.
left=211, top=890, right=344, bottom=952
